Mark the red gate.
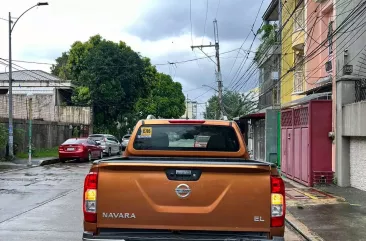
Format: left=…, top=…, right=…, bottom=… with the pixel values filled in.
left=281, top=100, right=333, bottom=186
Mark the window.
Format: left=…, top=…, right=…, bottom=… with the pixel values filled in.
left=133, top=124, right=240, bottom=152
left=63, top=139, right=86, bottom=145
left=196, top=136, right=210, bottom=143
left=89, top=135, right=104, bottom=141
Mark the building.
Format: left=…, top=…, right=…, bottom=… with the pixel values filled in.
left=181, top=100, right=198, bottom=119
left=279, top=0, right=335, bottom=186
left=0, top=70, right=91, bottom=125
left=237, top=0, right=281, bottom=164
left=334, top=0, right=366, bottom=191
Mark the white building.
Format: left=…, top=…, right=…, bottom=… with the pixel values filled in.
left=181, top=101, right=198, bottom=119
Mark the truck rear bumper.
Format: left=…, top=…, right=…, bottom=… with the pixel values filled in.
left=82, top=231, right=285, bottom=241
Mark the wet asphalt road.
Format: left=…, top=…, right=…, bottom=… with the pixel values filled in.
left=0, top=161, right=304, bottom=241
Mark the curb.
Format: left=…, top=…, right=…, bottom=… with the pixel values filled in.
left=0, top=158, right=60, bottom=174
left=39, top=158, right=60, bottom=166
left=285, top=212, right=324, bottom=241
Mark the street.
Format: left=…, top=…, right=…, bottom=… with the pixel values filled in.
left=0, top=161, right=305, bottom=241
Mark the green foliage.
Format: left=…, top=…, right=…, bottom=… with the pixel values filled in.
left=204, top=89, right=258, bottom=120
left=50, top=52, right=71, bottom=79
left=51, top=34, right=185, bottom=136
left=134, top=73, right=186, bottom=118
left=0, top=123, right=7, bottom=149
left=254, top=23, right=278, bottom=64
left=16, top=147, right=58, bottom=159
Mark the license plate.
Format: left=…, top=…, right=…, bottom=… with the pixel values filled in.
left=67, top=148, right=75, bottom=151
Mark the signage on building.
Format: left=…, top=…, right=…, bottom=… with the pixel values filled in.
left=325, top=61, right=332, bottom=73
left=343, top=65, right=353, bottom=75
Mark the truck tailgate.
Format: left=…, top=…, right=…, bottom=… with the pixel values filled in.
left=96, top=161, right=272, bottom=232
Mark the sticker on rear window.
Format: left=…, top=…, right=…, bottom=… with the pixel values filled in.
left=138, top=127, right=152, bottom=138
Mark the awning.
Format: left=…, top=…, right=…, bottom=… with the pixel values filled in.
left=239, top=112, right=266, bottom=120
left=282, top=92, right=332, bottom=109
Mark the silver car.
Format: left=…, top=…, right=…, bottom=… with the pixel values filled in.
left=88, top=134, right=121, bottom=156
left=121, top=134, right=131, bottom=150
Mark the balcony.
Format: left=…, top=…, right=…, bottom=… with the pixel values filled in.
left=292, top=8, right=305, bottom=50
left=293, top=71, right=305, bottom=93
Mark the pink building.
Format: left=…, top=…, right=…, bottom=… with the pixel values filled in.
left=304, top=0, right=336, bottom=172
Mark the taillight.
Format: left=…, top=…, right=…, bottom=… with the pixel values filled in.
left=83, top=171, right=98, bottom=223
left=58, top=146, right=63, bottom=151
left=271, top=176, right=285, bottom=227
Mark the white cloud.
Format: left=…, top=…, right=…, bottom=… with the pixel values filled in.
left=0, top=0, right=264, bottom=119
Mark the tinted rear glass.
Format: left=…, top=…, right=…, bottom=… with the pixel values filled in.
left=63, top=139, right=86, bottom=144
left=196, top=136, right=210, bottom=142
left=123, top=135, right=131, bottom=139
left=89, top=135, right=104, bottom=141
left=133, top=124, right=239, bottom=152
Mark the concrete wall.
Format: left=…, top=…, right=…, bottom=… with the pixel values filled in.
left=336, top=0, right=366, bottom=78
left=0, top=118, right=89, bottom=157
left=350, top=137, right=366, bottom=191
left=343, top=101, right=366, bottom=136
left=265, top=109, right=279, bottom=165
left=0, top=94, right=90, bottom=124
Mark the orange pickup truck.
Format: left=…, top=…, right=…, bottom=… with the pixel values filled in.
left=82, top=118, right=286, bottom=241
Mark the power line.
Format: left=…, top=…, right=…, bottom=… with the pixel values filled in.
left=251, top=0, right=366, bottom=105
left=230, top=0, right=357, bottom=102
left=226, top=0, right=265, bottom=87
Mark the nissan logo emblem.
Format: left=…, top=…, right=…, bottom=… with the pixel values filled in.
left=175, top=184, right=191, bottom=198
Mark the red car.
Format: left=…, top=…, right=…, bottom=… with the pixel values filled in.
left=58, top=138, right=103, bottom=163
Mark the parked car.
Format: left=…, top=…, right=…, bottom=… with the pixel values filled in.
left=88, top=134, right=121, bottom=156
left=121, top=134, right=131, bottom=150
left=58, top=138, right=103, bottom=163
left=194, top=135, right=210, bottom=148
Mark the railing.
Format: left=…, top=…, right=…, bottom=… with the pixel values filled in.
left=293, top=71, right=304, bottom=93
left=355, top=78, right=366, bottom=102
left=293, top=8, right=305, bottom=32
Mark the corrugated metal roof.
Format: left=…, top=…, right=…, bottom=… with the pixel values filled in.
left=0, top=70, right=62, bottom=81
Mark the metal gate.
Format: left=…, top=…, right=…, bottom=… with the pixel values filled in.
left=281, top=106, right=310, bottom=184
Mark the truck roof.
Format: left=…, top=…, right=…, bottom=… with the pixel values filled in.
left=139, top=119, right=234, bottom=126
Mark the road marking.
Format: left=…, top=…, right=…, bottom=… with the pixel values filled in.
left=295, top=189, right=319, bottom=200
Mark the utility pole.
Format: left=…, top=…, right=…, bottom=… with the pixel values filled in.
left=8, top=12, right=14, bottom=158
left=27, top=93, right=33, bottom=166
left=191, top=19, right=223, bottom=119
left=186, top=94, right=189, bottom=119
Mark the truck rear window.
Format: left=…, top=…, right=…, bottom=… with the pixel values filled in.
left=133, top=124, right=240, bottom=152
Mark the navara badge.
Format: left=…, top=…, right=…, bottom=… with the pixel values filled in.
left=175, top=184, right=191, bottom=198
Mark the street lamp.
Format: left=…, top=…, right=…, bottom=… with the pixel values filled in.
left=8, top=2, right=48, bottom=158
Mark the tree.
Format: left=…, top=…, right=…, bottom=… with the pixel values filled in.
left=254, top=23, right=278, bottom=64
left=50, top=52, right=71, bottom=79
left=51, top=35, right=185, bottom=135
left=0, top=123, right=7, bottom=150
left=204, top=89, right=258, bottom=120
left=135, top=73, right=186, bottom=118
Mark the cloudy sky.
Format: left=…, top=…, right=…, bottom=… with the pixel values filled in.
left=0, top=0, right=269, bottom=117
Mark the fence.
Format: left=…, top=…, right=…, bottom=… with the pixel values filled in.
left=0, top=118, right=90, bottom=158
left=0, top=94, right=90, bottom=124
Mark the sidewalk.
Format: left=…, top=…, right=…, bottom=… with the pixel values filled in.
left=284, top=177, right=366, bottom=241
left=0, top=156, right=59, bottom=172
